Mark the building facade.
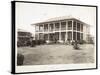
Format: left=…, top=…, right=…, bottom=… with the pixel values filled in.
left=17, top=29, right=33, bottom=46
left=32, top=17, right=90, bottom=43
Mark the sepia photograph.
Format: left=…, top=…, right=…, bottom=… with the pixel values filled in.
left=11, top=1, right=97, bottom=73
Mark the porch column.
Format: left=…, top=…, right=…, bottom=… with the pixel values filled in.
left=38, top=24, right=40, bottom=40
left=53, top=22, right=55, bottom=31
left=35, top=25, right=36, bottom=40
left=76, top=21, right=77, bottom=40
left=65, top=21, right=68, bottom=41
left=72, top=20, right=73, bottom=41
left=38, top=33, right=39, bottom=40
left=80, top=33, right=81, bottom=40
left=59, top=22, right=61, bottom=42
left=48, top=24, right=50, bottom=42
left=39, top=25, right=40, bottom=32
left=48, top=34, right=49, bottom=41
left=43, top=24, right=44, bottom=40
left=43, top=24, right=44, bottom=32
left=80, top=24, right=81, bottom=40
left=59, top=32, right=61, bottom=41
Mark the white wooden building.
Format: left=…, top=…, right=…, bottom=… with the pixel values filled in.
left=32, top=16, right=90, bottom=43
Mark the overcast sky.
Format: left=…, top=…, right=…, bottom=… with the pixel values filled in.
left=16, top=2, right=96, bottom=36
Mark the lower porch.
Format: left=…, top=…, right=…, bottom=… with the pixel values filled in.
left=35, top=31, right=83, bottom=44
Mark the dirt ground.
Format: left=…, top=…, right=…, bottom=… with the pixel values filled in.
left=17, top=44, right=95, bottom=65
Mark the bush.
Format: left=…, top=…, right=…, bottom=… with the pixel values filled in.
left=88, top=39, right=94, bottom=44
left=71, top=40, right=75, bottom=45
left=35, top=40, right=46, bottom=45
left=17, top=53, right=24, bottom=66
left=73, top=41, right=80, bottom=49
left=17, top=41, right=23, bottom=47
left=73, top=44, right=79, bottom=49
left=36, top=40, right=40, bottom=45
left=30, top=40, right=36, bottom=47
left=17, top=41, right=20, bottom=47
left=40, top=40, right=46, bottom=44
left=79, top=40, right=86, bottom=44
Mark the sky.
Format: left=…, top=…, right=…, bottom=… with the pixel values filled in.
left=16, top=2, right=96, bottom=36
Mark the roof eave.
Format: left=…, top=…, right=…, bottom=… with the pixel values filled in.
left=31, top=18, right=90, bottom=26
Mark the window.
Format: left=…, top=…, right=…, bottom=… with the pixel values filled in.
left=73, top=21, right=76, bottom=30
left=49, top=34, right=54, bottom=41
left=39, top=33, right=44, bottom=40
left=77, top=32, right=80, bottom=40
left=73, top=32, right=76, bottom=40
left=35, top=25, right=39, bottom=32
left=55, top=32, right=59, bottom=40
left=35, top=34, right=39, bottom=40
left=81, top=24, right=83, bottom=32
left=77, top=23, right=80, bottom=31
left=80, top=33, right=83, bottom=40
left=61, top=32, right=66, bottom=41
left=44, top=34, right=48, bottom=40
left=55, top=23, right=60, bottom=31
left=68, top=21, right=72, bottom=30
left=67, top=32, right=72, bottom=40
left=39, top=25, right=43, bottom=32
left=61, top=22, right=66, bottom=30
left=49, top=23, right=53, bottom=31
left=44, top=24, right=48, bottom=32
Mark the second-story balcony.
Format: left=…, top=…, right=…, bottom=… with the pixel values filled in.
left=49, top=23, right=54, bottom=32
left=39, top=25, right=44, bottom=32
left=55, top=28, right=59, bottom=31
left=55, top=22, right=60, bottom=31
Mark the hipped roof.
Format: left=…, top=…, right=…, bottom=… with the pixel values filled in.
left=31, top=16, right=90, bottom=26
